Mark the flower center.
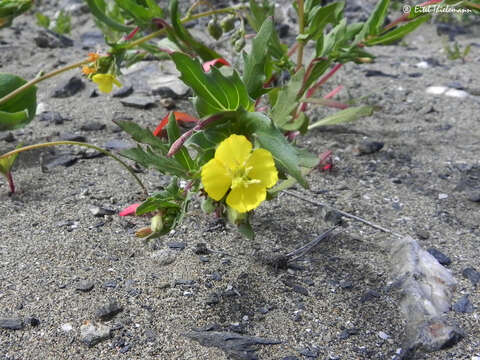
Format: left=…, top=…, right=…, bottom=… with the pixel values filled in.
left=230, top=165, right=260, bottom=189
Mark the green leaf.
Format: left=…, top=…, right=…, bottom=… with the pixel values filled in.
left=36, top=13, right=50, bottom=29
left=54, top=10, right=71, bottom=34
left=353, top=0, right=390, bottom=44
left=365, top=15, right=430, bottom=46
left=306, top=2, right=344, bottom=41
left=85, top=0, right=133, bottom=33
left=145, top=0, right=163, bottom=18
left=113, top=0, right=152, bottom=23
left=255, top=127, right=308, bottom=188
left=242, top=17, right=273, bottom=99
left=171, top=52, right=252, bottom=117
left=238, top=222, right=255, bottom=240
left=302, top=59, right=331, bottom=95
left=169, top=0, right=220, bottom=61
left=166, top=112, right=195, bottom=171
left=308, top=105, right=374, bottom=130
left=114, top=119, right=169, bottom=153
left=318, top=18, right=347, bottom=56
left=269, top=69, right=304, bottom=129
left=246, top=0, right=272, bottom=31
left=0, top=145, right=19, bottom=175
left=120, top=146, right=188, bottom=177
left=0, top=73, right=37, bottom=131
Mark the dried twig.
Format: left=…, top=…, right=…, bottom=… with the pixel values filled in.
left=282, top=190, right=403, bottom=238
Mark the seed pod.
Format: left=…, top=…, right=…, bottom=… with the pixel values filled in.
left=207, top=18, right=223, bottom=40
left=201, top=197, right=215, bottom=214
left=220, top=14, right=235, bottom=33
left=150, top=214, right=163, bottom=233
left=230, top=29, right=242, bottom=45
left=234, top=37, right=246, bottom=52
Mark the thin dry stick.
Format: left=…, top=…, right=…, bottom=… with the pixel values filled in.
left=286, top=226, right=339, bottom=262
left=282, top=190, right=403, bottom=238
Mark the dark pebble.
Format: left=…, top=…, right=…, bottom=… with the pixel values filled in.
left=45, top=154, right=77, bottom=169
left=210, top=272, right=222, bottom=281
left=299, top=348, right=318, bottom=358
left=356, top=141, right=384, bottom=155
left=81, top=122, right=106, bottom=131
left=339, top=279, right=354, bottom=289
left=339, top=327, right=360, bottom=340
left=120, top=96, right=155, bottom=109
left=52, top=76, right=85, bottom=98
left=467, top=191, right=480, bottom=203
left=90, top=206, right=116, bottom=217
left=38, top=111, right=68, bottom=124
left=119, top=344, right=131, bottom=354
left=105, top=139, right=133, bottom=151
left=452, top=294, right=474, bottom=313
left=0, top=318, right=24, bottom=330
left=103, top=281, right=117, bottom=288
left=60, top=133, right=87, bottom=142
left=415, top=227, right=430, bottom=240
left=167, top=242, right=186, bottom=250
left=90, top=89, right=99, bottom=98
left=76, top=280, right=95, bottom=292
left=284, top=281, right=309, bottom=296
left=364, top=69, right=398, bottom=78
left=2, top=132, right=15, bottom=142
left=427, top=248, right=452, bottom=266
left=34, top=29, right=73, bottom=48
left=193, top=242, right=210, bottom=255
left=360, top=289, right=380, bottom=303
left=282, top=357, right=300, bottom=360
left=199, top=256, right=210, bottom=263
left=324, top=210, right=343, bottom=226
left=408, top=72, right=423, bottom=78
left=276, top=23, right=290, bottom=38
left=96, top=300, right=123, bottom=321
left=25, top=317, right=40, bottom=327
left=205, top=292, right=220, bottom=305
left=112, top=85, right=134, bottom=98
left=462, top=267, right=480, bottom=286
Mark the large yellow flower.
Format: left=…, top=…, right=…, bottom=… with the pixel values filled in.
left=92, top=74, right=122, bottom=93
left=201, top=134, right=278, bottom=213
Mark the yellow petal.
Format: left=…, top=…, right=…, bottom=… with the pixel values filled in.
left=246, top=148, right=278, bottom=188
left=92, top=74, right=121, bottom=93
left=215, top=134, right=252, bottom=170
left=201, top=158, right=232, bottom=201
left=226, top=183, right=266, bottom=213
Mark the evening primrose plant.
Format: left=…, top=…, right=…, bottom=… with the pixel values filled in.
left=1, top=0, right=478, bottom=238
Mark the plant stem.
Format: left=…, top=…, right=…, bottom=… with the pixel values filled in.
left=0, top=141, right=148, bottom=196
left=295, top=0, right=305, bottom=72
left=0, top=59, right=90, bottom=107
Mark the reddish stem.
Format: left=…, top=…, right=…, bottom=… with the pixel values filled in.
left=287, top=43, right=299, bottom=58
left=323, top=85, right=343, bottom=99
left=383, top=0, right=442, bottom=32
left=7, top=172, right=15, bottom=193
left=300, top=63, right=343, bottom=112
left=125, top=26, right=140, bottom=41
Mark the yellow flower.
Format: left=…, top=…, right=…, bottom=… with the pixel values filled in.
left=92, top=74, right=122, bottom=93
left=201, top=134, right=278, bottom=213
left=82, top=65, right=96, bottom=75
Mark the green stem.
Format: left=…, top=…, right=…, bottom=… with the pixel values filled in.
left=296, top=0, right=306, bottom=72
left=0, top=59, right=90, bottom=107
left=0, top=141, right=148, bottom=196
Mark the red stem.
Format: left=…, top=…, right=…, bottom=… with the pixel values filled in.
left=323, top=85, right=343, bottom=99
left=300, top=63, right=343, bottom=112
left=7, top=172, right=15, bottom=193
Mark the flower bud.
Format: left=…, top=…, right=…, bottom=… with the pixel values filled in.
left=220, top=15, right=235, bottom=33
left=150, top=214, right=163, bottom=233
left=135, top=227, right=153, bottom=238
left=207, top=18, right=223, bottom=40
left=234, top=38, right=246, bottom=53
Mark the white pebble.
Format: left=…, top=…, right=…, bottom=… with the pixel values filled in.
left=416, top=61, right=430, bottom=69
left=426, top=86, right=447, bottom=95
left=445, top=88, right=469, bottom=98
left=378, top=331, right=390, bottom=340
left=438, top=193, right=448, bottom=200
left=60, top=323, right=73, bottom=332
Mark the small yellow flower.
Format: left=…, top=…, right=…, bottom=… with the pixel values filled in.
left=201, top=134, right=278, bottom=213
left=87, top=52, right=100, bottom=62
left=92, top=74, right=122, bottom=93
left=82, top=65, right=96, bottom=75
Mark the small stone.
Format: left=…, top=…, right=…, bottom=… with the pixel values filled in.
left=193, top=242, right=210, bottom=255
left=299, top=348, right=318, bottom=358
left=324, top=210, right=343, bottom=226
left=103, top=280, right=117, bottom=288
left=61, top=323, right=73, bottom=332
left=364, top=69, right=397, bottom=78
left=452, top=294, right=474, bottom=313
left=445, top=88, right=469, bottom=98
left=45, top=154, right=77, bottom=169
left=151, top=249, right=177, bottom=266
left=0, top=318, right=24, bottom=330
left=112, top=85, right=133, bottom=98
left=160, top=97, right=175, bottom=109
left=25, top=317, right=40, bottom=327
left=360, top=289, right=380, bottom=303
left=2, top=132, right=15, bottom=143
left=81, top=122, right=106, bottom=131
left=355, top=141, right=384, bottom=155
left=284, top=280, right=309, bottom=296
left=96, top=300, right=123, bottom=321
left=378, top=331, right=390, bottom=340
left=52, top=77, right=85, bottom=98
left=339, top=279, right=353, bottom=289
left=150, top=75, right=190, bottom=99
left=416, top=61, right=430, bottom=69
left=466, top=191, right=480, bottom=203
left=205, top=292, right=220, bottom=306
left=282, top=357, right=300, bottom=360
left=438, top=193, right=448, bottom=200
left=120, top=96, right=156, bottom=109
left=210, top=272, right=222, bottom=281
left=199, top=256, right=210, bottom=263
left=415, top=227, right=430, bottom=240
left=119, top=344, right=131, bottom=353
left=89, top=206, right=115, bottom=217
left=34, top=30, right=73, bottom=48
left=167, top=242, right=186, bottom=250
left=76, top=280, right=95, bottom=292
left=105, top=139, right=134, bottom=151
left=462, top=267, right=480, bottom=286
left=60, top=133, right=87, bottom=142
left=38, top=111, right=68, bottom=124
left=339, top=328, right=360, bottom=340
left=80, top=321, right=112, bottom=347
left=427, top=248, right=451, bottom=266
left=426, top=86, right=448, bottom=95
left=276, top=23, right=290, bottom=38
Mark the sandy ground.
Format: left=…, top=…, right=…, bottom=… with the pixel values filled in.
left=1, top=2, right=480, bottom=360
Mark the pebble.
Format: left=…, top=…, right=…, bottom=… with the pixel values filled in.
left=426, top=86, right=469, bottom=98
left=76, top=280, right=95, bottom=292
left=415, top=227, right=430, bottom=240
left=355, top=141, right=384, bottom=155
left=37, top=111, right=68, bottom=124
left=377, top=331, right=390, bottom=340
left=96, top=300, right=123, bottom=321
left=149, top=75, right=190, bottom=99
left=80, top=321, right=112, bottom=347
left=427, top=248, right=452, bottom=266
left=299, top=348, right=318, bottom=358
left=0, top=318, right=24, bottom=330
left=104, top=139, right=134, bottom=151
left=364, top=69, right=397, bottom=78
left=462, top=267, right=480, bottom=286
left=80, top=122, right=106, bottom=131
left=60, top=323, right=73, bottom=332
left=151, top=249, right=177, bottom=266
left=205, top=292, right=220, bottom=306
left=193, top=242, right=210, bottom=255
left=1, top=132, right=15, bottom=142
left=24, top=317, right=40, bottom=327
left=167, top=242, right=186, bottom=250
left=339, top=328, right=360, bottom=340
left=51, top=77, right=85, bottom=98
left=34, top=30, right=73, bottom=48
left=120, top=96, right=156, bottom=109
left=60, top=133, right=87, bottom=142
left=360, top=289, right=380, bottom=303
left=452, top=294, right=474, bottom=313
left=89, top=206, right=115, bottom=217
left=112, top=85, right=134, bottom=98
left=438, top=193, right=448, bottom=200
left=466, top=191, right=480, bottom=203
left=45, top=154, right=77, bottom=169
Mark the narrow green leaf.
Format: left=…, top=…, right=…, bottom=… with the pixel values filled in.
left=113, top=0, right=151, bottom=23
left=238, top=222, right=255, bottom=240
left=308, top=106, right=374, bottom=130
left=365, top=15, right=430, bottom=46
left=0, top=110, right=29, bottom=131
left=35, top=13, right=50, bottom=29
left=85, top=0, right=133, bottom=32
left=120, top=147, right=187, bottom=177
left=269, top=69, right=304, bottom=128
left=171, top=52, right=252, bottom=117
left=242, top=17, right=273, bottom=99
left=145, top=0, right=163, bottom=18
left=353, top=0, right=390, bottom=44
left=306, top=2, right=344, bottom=41
left=166, top=112, right=195, bottom=171
left=114, top=120, right=168, bottom=153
